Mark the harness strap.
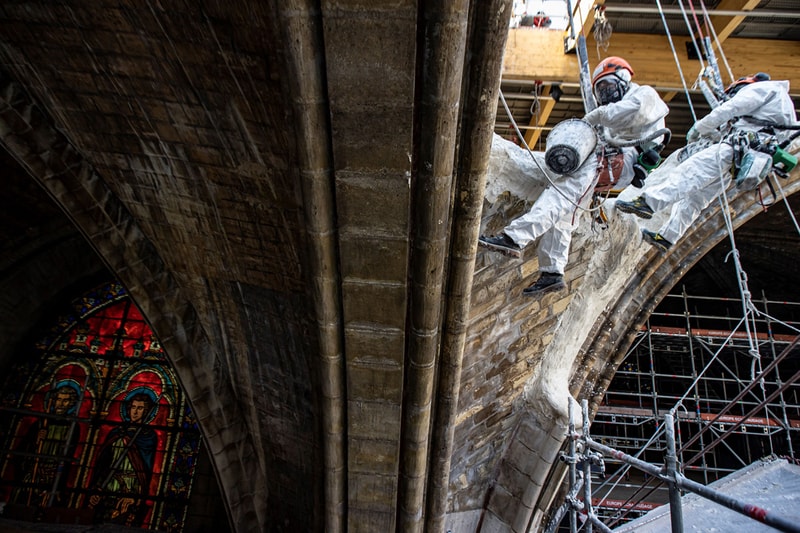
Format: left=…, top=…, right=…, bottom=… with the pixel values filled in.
left=737, top=116, right=800, bottom=131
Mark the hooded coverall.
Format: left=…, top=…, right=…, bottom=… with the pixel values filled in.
left=503, top=82, right=668, bottom=275
left=639, top=80, right=797, bottom=244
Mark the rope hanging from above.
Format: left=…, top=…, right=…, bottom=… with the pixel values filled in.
left=699, top=0, right=734, bottom=85
left=653, top=0, right=698, bottom=121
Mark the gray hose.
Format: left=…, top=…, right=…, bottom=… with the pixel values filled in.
left=599, top=127, right=672, bottom=149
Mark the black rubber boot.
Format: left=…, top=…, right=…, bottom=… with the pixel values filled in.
left=478, top=233, right=522, bottom=258
left=523, top=273, right=565, bottom=296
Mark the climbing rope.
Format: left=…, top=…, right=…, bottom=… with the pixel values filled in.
left=658, top=0, right=784, bottom=372
left=699, top=0, right=735, bottom=85
left=677, top=0, right=706, bottom=74
left=654, top=0, right=697, bottom=121
left=712, top=142, right=762, bottom=360
left=530, top=85, right=541, bottom=132
left=499, top=91, right=604, bottom=214
left=713, top=139, right=781, bottom=453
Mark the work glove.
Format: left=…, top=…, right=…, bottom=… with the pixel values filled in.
left=631, top=164, right=647, bottom=188
left=686, top=126, right=700, bottom=143
left=583, top=107, right=603, bottom=125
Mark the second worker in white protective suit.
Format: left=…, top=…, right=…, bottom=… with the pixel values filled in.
left=616, top=73, right=798, bottom=252
left=479, top=57, right=669, bottom=295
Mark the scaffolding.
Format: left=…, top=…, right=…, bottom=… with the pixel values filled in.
left=551, top=400, right=800, bottom=533
left=552, top=288, right=800, bottom=530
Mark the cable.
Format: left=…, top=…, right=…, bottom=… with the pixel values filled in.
left=654, top=0, right=697, bottom=121
left=498, top=90, right=604, bottom=214
left=769, top=172, right=800, bottom=237
left=599, top=127, right=672, bottom=149
left=700, top=0, right=735, bottom=84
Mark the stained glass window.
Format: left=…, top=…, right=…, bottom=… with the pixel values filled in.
left=0, top=282, right=202, bottom=531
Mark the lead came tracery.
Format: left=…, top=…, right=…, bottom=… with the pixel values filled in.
left=0, top=282, right=201, bottom=531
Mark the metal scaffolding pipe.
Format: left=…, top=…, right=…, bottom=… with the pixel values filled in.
left=583, top=433, right=800, bottom=533
left=664, top=414, right=683, bottom=533
left=684, top=366, right=800, bottom=469
left=583, top=436, right=665, bottom=480
left=679, top=334, right=800, bottom=457
left=582, top=400, right=594, bottom=533
left=569, top=400, right=578, bottom=533
left=593, top=294, right=800, bottom=527
left=604, top=6, right=800, bottom=18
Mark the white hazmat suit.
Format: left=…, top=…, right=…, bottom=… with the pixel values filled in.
left=636, top=80, right=797, bottom=244
left=503, top=82, right=668, bottom=275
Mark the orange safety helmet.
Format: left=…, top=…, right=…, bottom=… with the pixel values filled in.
left=724, top=72, right=770, bottom=97
left=591, top=56, right=635, bottom=86
left=591, top=57, right=635, bottom=105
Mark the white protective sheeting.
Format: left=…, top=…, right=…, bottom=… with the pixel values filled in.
left=613, top=456, right=800, bottom=533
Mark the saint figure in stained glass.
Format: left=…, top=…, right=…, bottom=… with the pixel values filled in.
left=10, top=382, right=81, bottom=508
left=89, top=389, right=159, bottom=526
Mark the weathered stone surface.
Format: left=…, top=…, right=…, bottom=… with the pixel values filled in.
left=2, top=4, right=799, bottom=533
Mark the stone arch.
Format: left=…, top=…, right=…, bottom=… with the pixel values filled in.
left=473, top=155, right=800, bottom=531
left=574, top=177, right=800, bottom=408
left=544, top=176, right=800, bottom=530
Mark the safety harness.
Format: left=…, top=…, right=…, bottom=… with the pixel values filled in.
left=727, top=119, right=799, bottom=197
left=587, top=127, right=671, bottom=228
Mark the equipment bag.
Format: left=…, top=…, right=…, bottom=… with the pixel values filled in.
left=595, top=149, right=625, bottom=192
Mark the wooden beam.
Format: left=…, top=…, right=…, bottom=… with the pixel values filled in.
left=661, top=91, right=678, bottom=103
left=503, top=29, right=579, bottom=82
left=502, top=29, right=800, bottom=92
left=705, top=0, right=761, bottom=43
left=524, top=87, right=557, bottom=149
left=563, top=0, right=601, bottom=52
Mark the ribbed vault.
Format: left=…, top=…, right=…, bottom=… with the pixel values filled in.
left=0, top=1, right=798, bottom=532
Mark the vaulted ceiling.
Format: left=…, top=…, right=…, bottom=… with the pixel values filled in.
left=0, top=1, right=798, bottom=532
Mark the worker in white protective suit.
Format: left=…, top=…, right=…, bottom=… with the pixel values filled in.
left=616, top=73, right=798, bottom=252
left=479, top=57, right=669, bottom=295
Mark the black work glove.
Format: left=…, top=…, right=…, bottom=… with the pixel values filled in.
left=638, top=149, right=662, bottom=170
left=631, top=164, right=647, bottom=188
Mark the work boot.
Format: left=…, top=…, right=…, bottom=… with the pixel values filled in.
left=478, top=233, right=522, bottom=258
left=642, top=229, right=672, bottom=253
left=616, top=196, right=654, bottom=219
left=522, top=272, right=565, bottom=296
